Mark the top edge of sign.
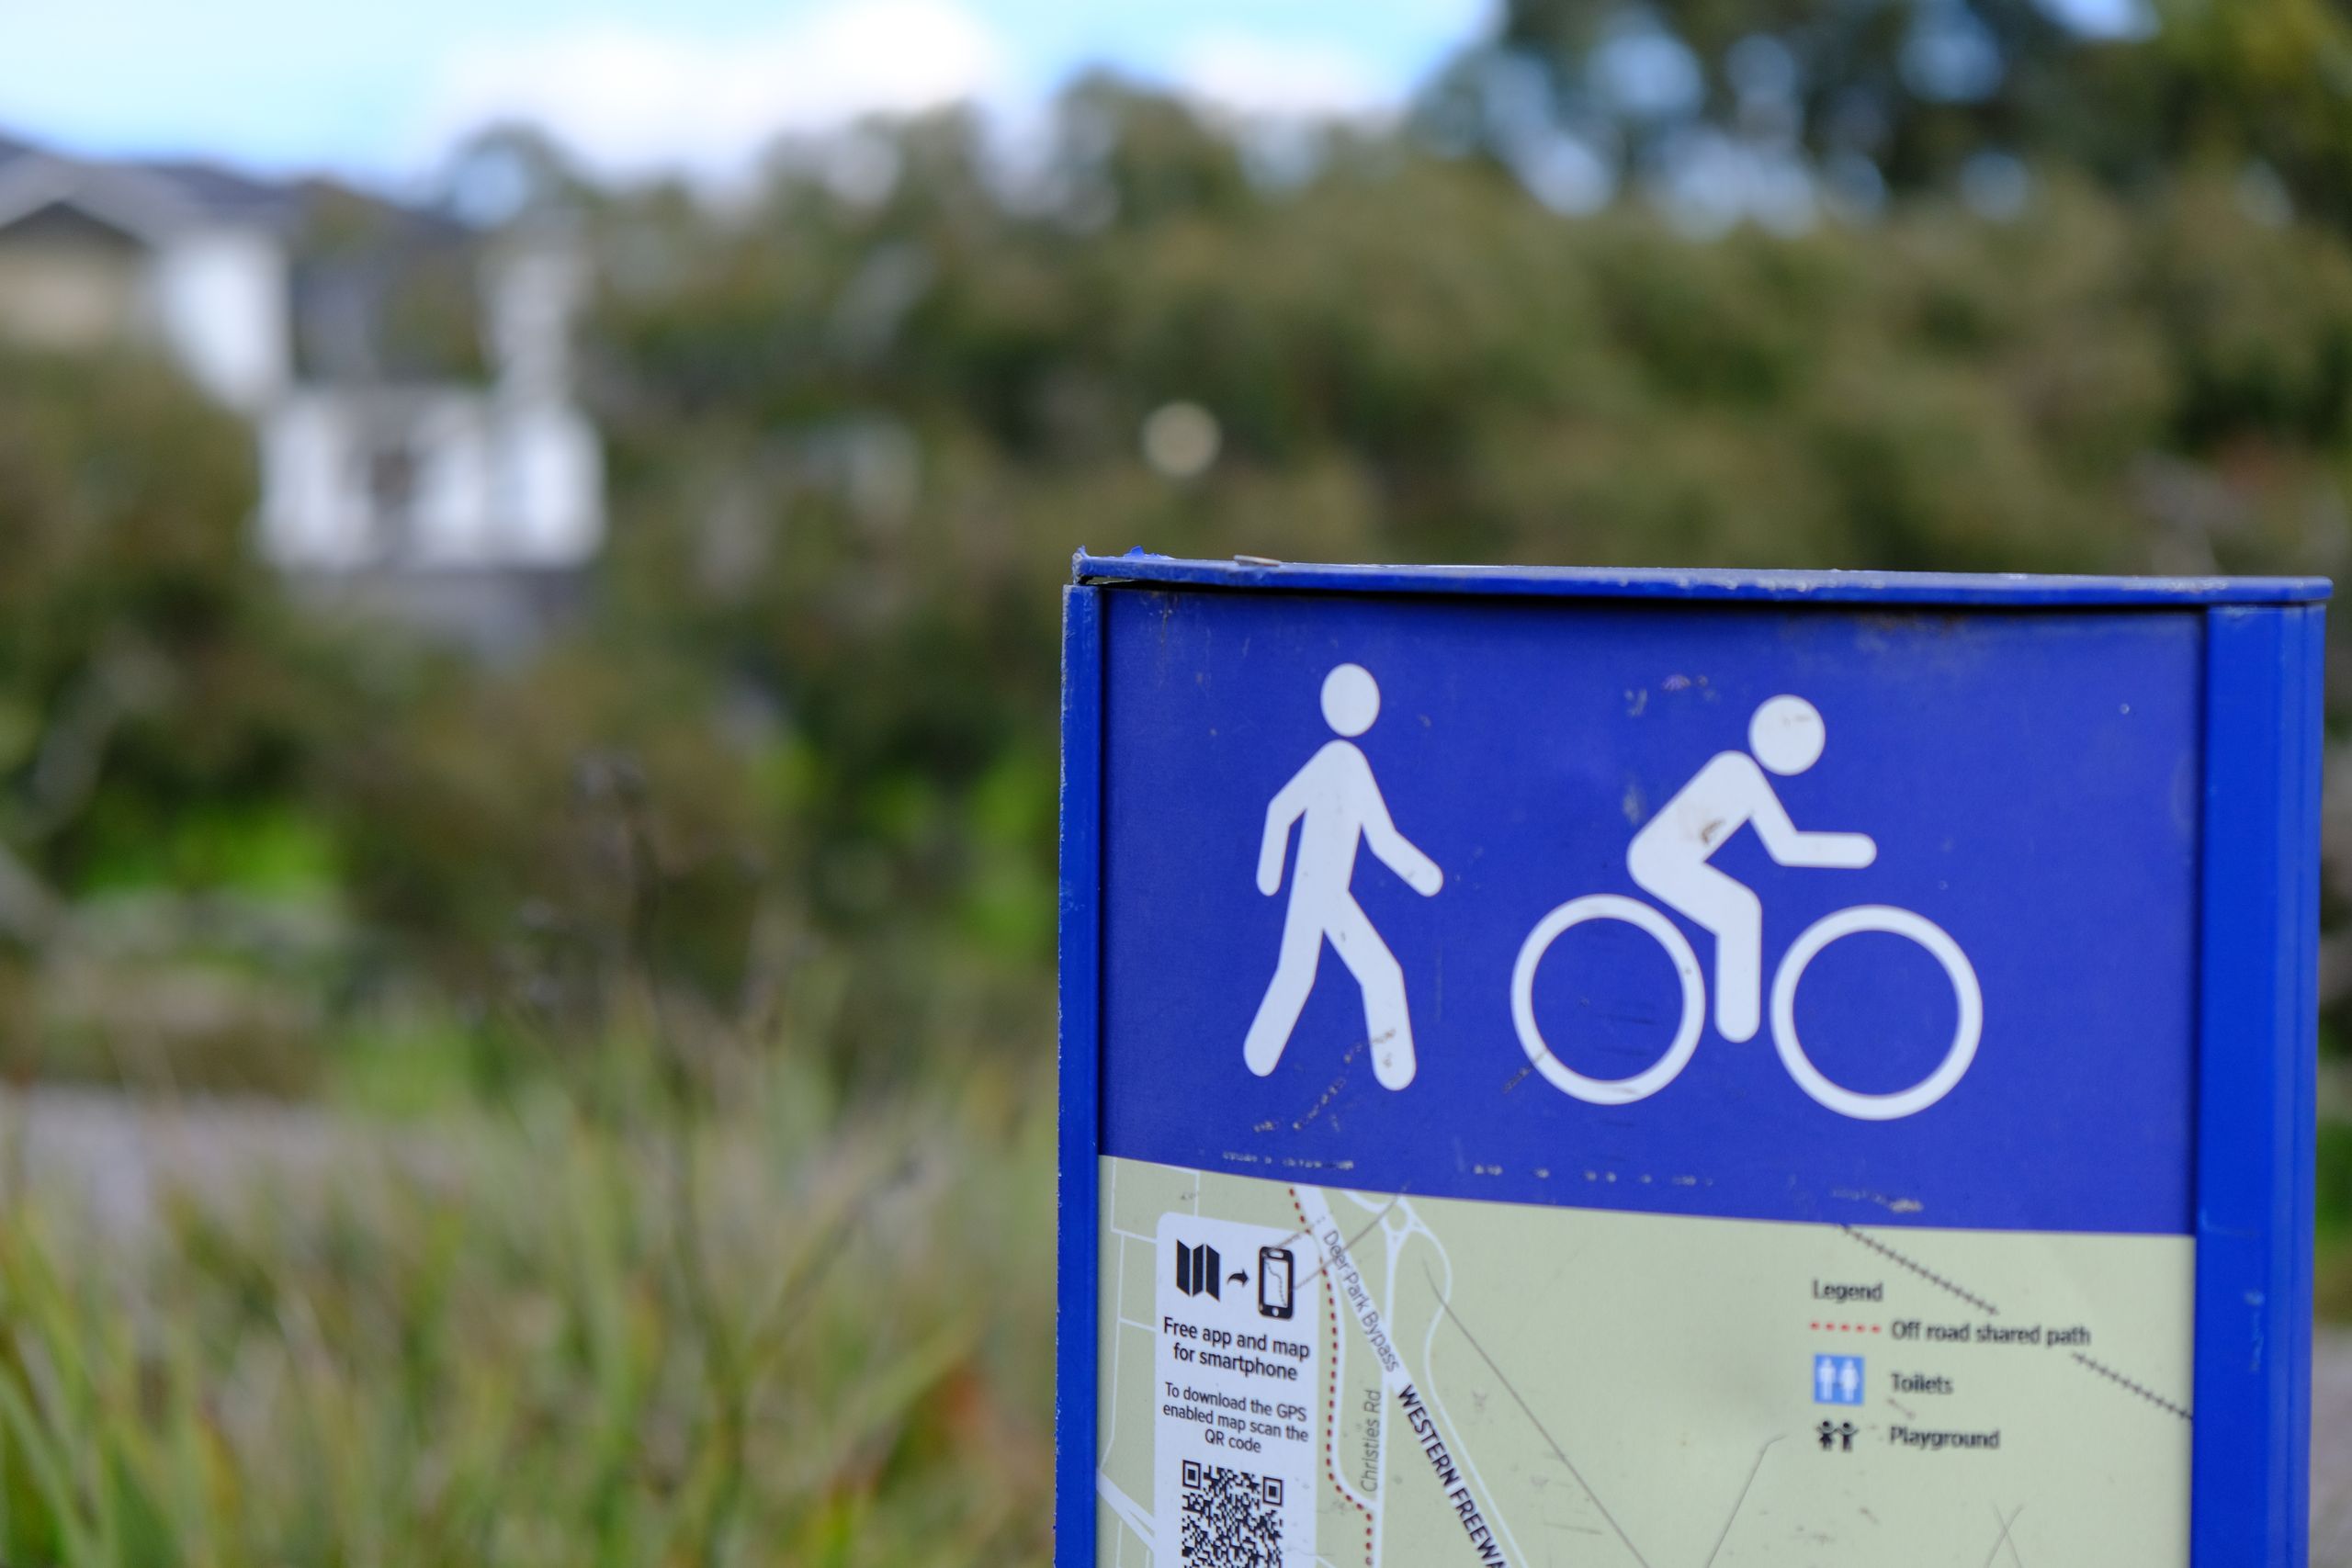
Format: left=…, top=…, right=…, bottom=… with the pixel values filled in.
left=1072, top=549, right=2333, bottom=607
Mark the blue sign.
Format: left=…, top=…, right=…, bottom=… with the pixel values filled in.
left=1100, top=590, right=2198, bottom=1234
left=1057, top=554, right=2327, bottom=1568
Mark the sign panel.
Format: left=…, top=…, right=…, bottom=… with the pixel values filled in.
left=1057, top=556, right=2325, bottom=1568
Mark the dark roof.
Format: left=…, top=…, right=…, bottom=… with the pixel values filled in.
left=131, top=158, right=305, bottom=224
left=0, top=129, right=458, bottom=237
left=0, top=130, right=498, bottom=384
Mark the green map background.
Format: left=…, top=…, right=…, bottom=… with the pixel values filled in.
left=1097, top=1155, right=2193, bottom=1567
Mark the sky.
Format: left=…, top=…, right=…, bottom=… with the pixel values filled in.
left=1, top=0, right=1496, bottom=189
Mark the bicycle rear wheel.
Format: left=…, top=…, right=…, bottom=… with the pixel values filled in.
left=1510, top=895, right=1705, bottom=1105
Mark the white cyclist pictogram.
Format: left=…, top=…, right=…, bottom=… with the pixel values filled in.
left=1510, top=694, right=1983, bottom=1121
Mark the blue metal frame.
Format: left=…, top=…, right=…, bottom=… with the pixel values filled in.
left=2192, top=604, right=2326, bottom=1562
left=1056, top=586, right=1103, bottom=1568
left=1074, top=547, right=2330, bottom=608
left=1054, top=558, right=2328, bottom=1567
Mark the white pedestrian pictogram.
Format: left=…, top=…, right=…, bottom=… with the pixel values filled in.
left=1245, top=663, right=1443, bottom=1090
left=1627, top=695, right=1876, bottom=1044
left=1511, top=694, right=1984, bottom=1121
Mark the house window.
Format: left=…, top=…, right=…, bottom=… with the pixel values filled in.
left=365, top=437, right=418, bottom=555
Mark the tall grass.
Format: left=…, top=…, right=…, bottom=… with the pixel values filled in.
left=0, top=1058, right=1055, bottom=1566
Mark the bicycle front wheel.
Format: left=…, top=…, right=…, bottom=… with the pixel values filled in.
left=1770, top=905, right=1982, bottom=1121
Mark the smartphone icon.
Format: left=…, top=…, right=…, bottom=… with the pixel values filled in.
left=1258, top=1247, right=1295, bottom=1319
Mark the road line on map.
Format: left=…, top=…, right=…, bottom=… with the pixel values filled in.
left=1292, top=1187, right=1377, bottom=1566
left=1096, top=1472, right=1153, bottom=1547
left=1299, top=1186, right=1540, bottom=1568
left=1100, top=1165, right=1131, bottom=1480
left=1259, top=1198, right=1398, bottom=1289
left=1421, top=1262, right=1654, bottom=1568
left=1980, top=1503, right=2025, bottom=1567
left=1408, top=1236, right=1537, bottom=1568
left=1700, top=1434, right=1783, bottom=1568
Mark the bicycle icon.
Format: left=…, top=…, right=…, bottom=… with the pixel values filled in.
left=1510, top=695, right=1983, bottom=1122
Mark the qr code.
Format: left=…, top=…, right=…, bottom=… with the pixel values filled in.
left=1180, top=1460, right=1283, bottom=1566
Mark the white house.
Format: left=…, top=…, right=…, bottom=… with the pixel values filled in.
left=0, top=134, right=603, bottom=598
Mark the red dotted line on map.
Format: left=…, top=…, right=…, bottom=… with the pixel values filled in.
left=1290, top=1187, right=1374, bottom=1568
left=1808, top=1322, right=1883, bottom=1335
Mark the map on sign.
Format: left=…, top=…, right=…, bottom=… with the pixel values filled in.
left=1091, top=588, right=2207, bottom=1566
left=1095, top=1157, right=2190, bottom=1567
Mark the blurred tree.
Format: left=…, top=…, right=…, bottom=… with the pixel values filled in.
left=11, top=66, right=2352, bottom=1095
left=574, top=86, right=2352, bottom=1084
left=1426, top=0, right=2352, bottom=227
left=0, top=345, right=299, bottom=918
left=2143, top=0, right=2352, bottom=228
left=0, top=345, right=356, bottom=1086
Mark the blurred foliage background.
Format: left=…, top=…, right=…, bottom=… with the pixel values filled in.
left=6, top=0, right=2352, bottom=1560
